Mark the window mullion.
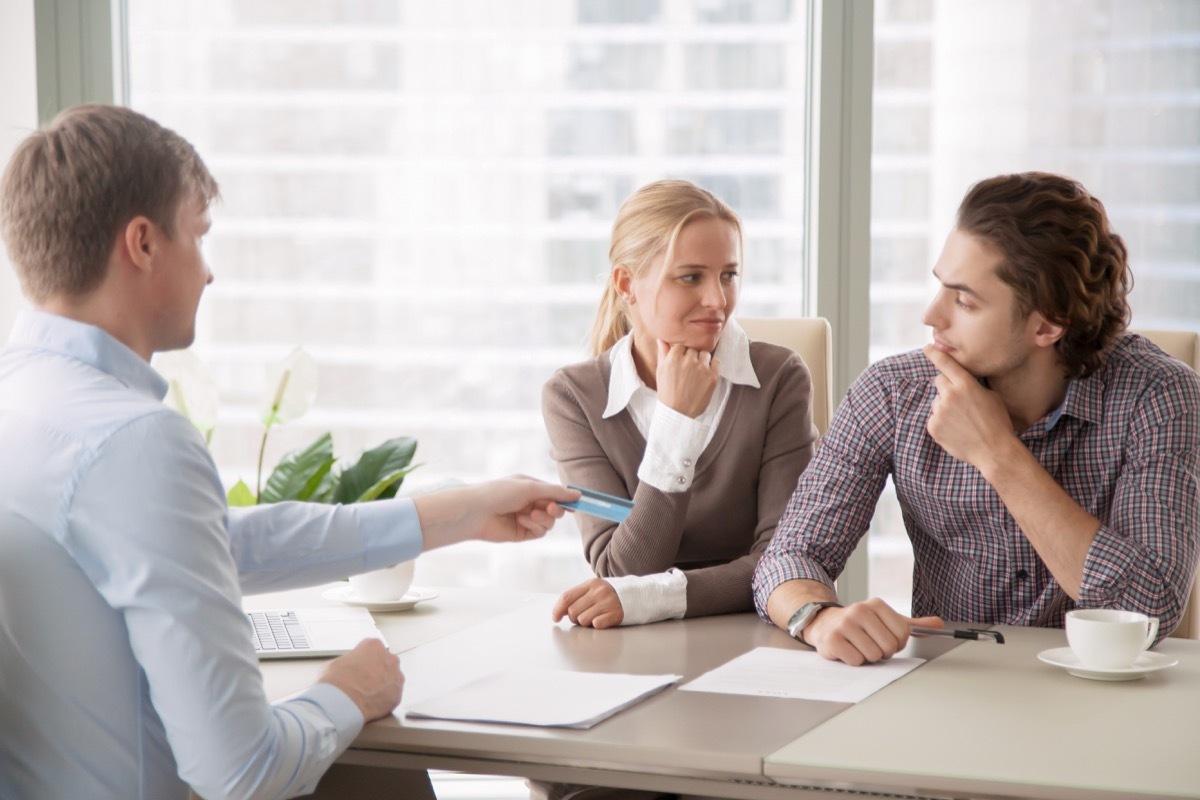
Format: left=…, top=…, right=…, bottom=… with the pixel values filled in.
left=806, top=0, right=874, bottom=603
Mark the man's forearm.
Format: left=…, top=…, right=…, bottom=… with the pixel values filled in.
left=979, top=438, right=1099, bottom=599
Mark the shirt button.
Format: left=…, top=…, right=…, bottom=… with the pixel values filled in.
left=676, top=476, right=686, bottom=485
left=682, top=459, right=693, bottom=468
left=1016, top=569, right=1029, bottom=580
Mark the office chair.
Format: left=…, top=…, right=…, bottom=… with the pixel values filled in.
left=737, top=317, right=833, bottom=438
left=1133, top=328, right=1200, bottom=640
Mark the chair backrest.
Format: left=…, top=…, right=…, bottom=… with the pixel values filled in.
left=0, top=515, right=141, bottom=787
left=1134, top=329, right=1200, bottom=372
left=1133, top=328, right=1200, bottom=639
left=738, top=317, right=833, bottom=437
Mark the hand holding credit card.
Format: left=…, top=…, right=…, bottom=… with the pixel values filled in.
left=561, top=485, right=634, bottom=522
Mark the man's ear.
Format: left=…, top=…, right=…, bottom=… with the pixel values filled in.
left=1031, top=313, right=1066, bottom=349
left=121, top=216, right=158, bottom=275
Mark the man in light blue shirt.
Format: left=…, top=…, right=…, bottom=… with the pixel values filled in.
left=0, top=104, right=577, bottom=800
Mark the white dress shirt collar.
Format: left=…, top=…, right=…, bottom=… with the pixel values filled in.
left=9, top=309, right=168, bottom=400
left=603, top=317, right=759, bottom=419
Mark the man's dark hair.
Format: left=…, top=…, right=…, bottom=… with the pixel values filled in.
left=957, top=171, right=1131, bottom=379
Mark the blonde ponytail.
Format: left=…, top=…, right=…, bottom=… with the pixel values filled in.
left=588, top=282, right=631, bottom=357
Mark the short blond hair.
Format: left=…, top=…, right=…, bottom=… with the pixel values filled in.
left=589, top=179, right=743, bottom=356
left=0, top=104, right=219, bottom=302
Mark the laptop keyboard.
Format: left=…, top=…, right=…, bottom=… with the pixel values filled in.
left=248, top=610, right=310, bottom=653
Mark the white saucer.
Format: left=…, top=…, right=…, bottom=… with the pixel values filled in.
left=1037, top=647, right=1178, bottom=681
left=323, top=585, right=438, bottom=612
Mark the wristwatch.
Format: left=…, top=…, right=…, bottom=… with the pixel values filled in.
left=786, top=601, right=843, bottom=644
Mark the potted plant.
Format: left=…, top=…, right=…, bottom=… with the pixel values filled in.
left=155, top=346, right=420, bottom=507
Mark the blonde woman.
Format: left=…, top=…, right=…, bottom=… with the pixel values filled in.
left=543, top=179, right=819, bottom=631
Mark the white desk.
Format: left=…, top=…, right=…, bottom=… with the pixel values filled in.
left=248, top=584, right=545, bottom=800
left=247, top=584, right=543, bottom=700
left=257, top=587, right=1200, bottom=799
left=766, top=625, right=1200, bottom=800
left=257, top=585, right=955, bottom=798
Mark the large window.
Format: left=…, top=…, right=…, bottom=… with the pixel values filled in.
left=869, top=0, right=1200, bottom=612
left=39, top=0, right=1195, bottom=621
left=125, top=0, right=812, bottom=591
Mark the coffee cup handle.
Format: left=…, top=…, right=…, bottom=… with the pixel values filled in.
left=1143, top=617, right=1160, bottom=649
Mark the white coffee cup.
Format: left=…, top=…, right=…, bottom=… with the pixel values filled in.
left=1065, top=609, right=1159, bottom=669
left=348, top=560, right=415, bottom=602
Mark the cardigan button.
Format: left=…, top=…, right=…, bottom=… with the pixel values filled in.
left=676, top=476, right=686, bottom=485
left=682, top=459, right=693, bottom=468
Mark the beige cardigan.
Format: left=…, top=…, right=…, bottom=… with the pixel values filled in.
left=542, top=341, right=817, bottom=617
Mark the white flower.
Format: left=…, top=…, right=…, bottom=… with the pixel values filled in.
left=155, top=349, right=220, bottom=437
left=259, top=346, right=318, bottom=427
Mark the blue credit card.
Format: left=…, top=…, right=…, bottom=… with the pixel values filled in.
left=561, top=485, right=634, bottom=523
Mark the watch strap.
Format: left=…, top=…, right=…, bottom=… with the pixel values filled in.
left=786, top=600, right=843, bottom=644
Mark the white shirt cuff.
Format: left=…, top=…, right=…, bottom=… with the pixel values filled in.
left=605, top=568, right=688, bottom=626
left=636, top=402, right=709, bottom=493
left=275, top=681, right=365, bottom=767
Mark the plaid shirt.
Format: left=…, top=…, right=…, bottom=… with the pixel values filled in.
left=753, top=333, right=1200, bottom=637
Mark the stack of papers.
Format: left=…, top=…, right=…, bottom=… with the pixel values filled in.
left=680, top=646, right=923, bottom=703
left=406, top=669, right=680, bottom=729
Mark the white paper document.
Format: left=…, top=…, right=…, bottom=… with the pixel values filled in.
left=405, top=669, right=681, bottom=729
left=679, top=646, right=923, bottom=704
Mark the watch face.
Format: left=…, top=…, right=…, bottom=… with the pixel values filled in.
left=787, top=604, right=818, bottom=637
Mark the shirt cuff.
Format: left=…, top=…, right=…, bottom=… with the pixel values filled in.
left=1077, top=523, right=1138, bottom=606
left=605, top=568, right=688, bottom=625
left=637, top=402, right=710, bottom=493
left=353, top=497, right=424, bottom=570
left=751, top=551, right=837, bottom=619
left=281, top=682, right=365, bottom=755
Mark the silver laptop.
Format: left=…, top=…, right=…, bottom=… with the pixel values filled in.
left=247, top=607, right=386, bottom=659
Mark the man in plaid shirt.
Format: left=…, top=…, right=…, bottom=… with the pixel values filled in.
left=753, top=172, right=1200, bottom=665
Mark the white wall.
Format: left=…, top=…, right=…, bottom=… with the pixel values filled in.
left=0, top=0, right=37, bottom=336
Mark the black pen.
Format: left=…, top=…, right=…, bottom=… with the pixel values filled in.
left=911, top=626, right=1005, bottom=644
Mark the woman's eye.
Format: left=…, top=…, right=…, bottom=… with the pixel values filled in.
left=722, top=271, right=739, bottom=283
left=954, top=296, right=973, bottom=310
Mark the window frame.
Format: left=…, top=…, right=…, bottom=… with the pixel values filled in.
left=29, top=0, right=877, bottom=602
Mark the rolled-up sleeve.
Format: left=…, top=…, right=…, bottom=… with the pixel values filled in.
left=753, top=366, right=895, bottom=620
left=1076, top=372, right=1200, bottom=641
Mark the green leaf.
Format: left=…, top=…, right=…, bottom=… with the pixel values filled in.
left=355, top=463, right=423, bottom=503
left=227, top=479, right=257, bottom=507
left=333, top=437, right=419, bottom=504
left=260, top=432, right=336, bottom=504
left=295, top=457, right=337, bottom=501
left=309, top=468, right=339, bottom=504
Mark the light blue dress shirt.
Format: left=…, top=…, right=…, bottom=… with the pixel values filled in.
left=0, top=311, right=424, bottom=800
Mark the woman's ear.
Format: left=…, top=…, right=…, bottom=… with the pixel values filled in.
left=612, top=264, right=634, bottom=302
